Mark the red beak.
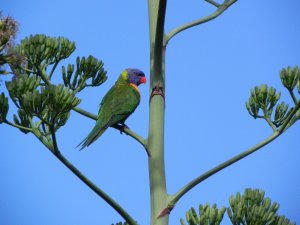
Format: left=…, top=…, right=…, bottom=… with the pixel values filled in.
left=140, top=76, right=147, bottom=84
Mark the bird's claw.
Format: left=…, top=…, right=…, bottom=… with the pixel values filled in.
left=112, top=123, right=129, bottom=134
left=119, top=123, right=129, bottom=134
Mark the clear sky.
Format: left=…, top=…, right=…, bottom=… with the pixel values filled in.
left=1, top=1, right=300, bottom=225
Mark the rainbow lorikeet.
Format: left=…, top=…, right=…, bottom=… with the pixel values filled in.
left=79, top=68, right=146, bottom=149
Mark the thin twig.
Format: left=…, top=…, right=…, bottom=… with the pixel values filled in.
left=112, top=124, right=150, bottom=156
left=288, top=89, right=298, bottom=105
left=278, top=100, right=300, bottom=133
left=205, top=0, right=221, bottom=7
left=264, top=115, right=277, bottom=132
left=50, top=126, right=60, bottom=154
left=21, top=66, right=36, bottom=74
left=37, top=65, right=51, bottom=85
left=73, top=106, right=97, bottom=120
left=38, top=127, right=138, bottom=225
left=49, top=60, right=60, bottom=79
left=168, top=132, right=280, bottom=207
left=73, top=106, right=149, bottom=153
left=54, top=152, right=139, bottom=225
left=4, top=120, right=32, bottom=132
left=164, top=0, right=238, bottom=45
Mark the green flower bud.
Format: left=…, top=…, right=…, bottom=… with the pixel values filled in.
left=13, top=109, right=31, bottom=134
left=5, top=75, right=41, bottom=108
left=0, top=92, right=9, bottom=123
left=266, top=211, right=275, bottom=222
left=262, top=198, right=271, bottom=210
left=274, top=101, right=291, bottom=127
left=67, top=63, right=74, bottom=74
left=14, top=34, right=76, bottom=71
left=180, top=218, right=186, bottom=225
left=187, top=210, right=197, bottom=225
left=62, top=55, right=107, bottom=92
left=229, top=195, right=235, bottom=208
left=258, top=84, right=268, bottom=106
left=227, top=207, right=233, bottom=220
left=227, top=188, right=290, bottom=225
left=257, top=189, right=265, bottom=203
left=62, top=66, right=67, bottom=84
left=76, top=56, right=80, bottom=68
left=280, top=66, right=300, bottom=91
left=217, top=207, right=226, bottom=224
left=209, top=207, right=217, bottom=224
left=270, top=202, right=280, bottom=213
left=276, top=216, right=296, bottom=225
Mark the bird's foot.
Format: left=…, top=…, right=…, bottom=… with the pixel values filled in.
left=120, top=124, right=129, bottom=134
left=113, top=123, right=129, bottom=134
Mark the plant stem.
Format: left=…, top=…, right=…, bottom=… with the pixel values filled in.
left=205, top=0, right=221, bottom=8
left=112, top=124, right=149, bottom=156
left=37, top=65, right=51, bottom=85
left=38, top=128, right=138, bottom=225
left=278, top=100, right=300, bottom=133
left=148, top=0, right=168, bottom=225
left=168, top=132, right=280, bottom=207
left=168, top=101, right=300, bottom=207
left=288, top=89, right=298, bottom=105
left=164, top=0, right=238, bottom=45
left=49, top=61, right=60, bottom=79
left=147, top=0, right=239, bottom=223
left=50, top=125, right=60, bottom=154
left=53, top=152, right=138, bottom=225
left=4, top=120, right=32, bottom=132
left=264, top=115, right=277, bottom=131
left=74, top=106, right=98, bottom=120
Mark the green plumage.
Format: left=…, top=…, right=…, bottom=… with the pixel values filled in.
left=79, top=69, right=144, bottom=149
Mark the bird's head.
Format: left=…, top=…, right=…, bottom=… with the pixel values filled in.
left=121, top=68, right=146, bottom=86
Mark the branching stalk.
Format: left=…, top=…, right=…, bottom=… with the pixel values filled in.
left=164, top=0, right=238, bottom=45
left=74, top=106, right=98, bottom=120
left=288, top=89, right=298, bottom=105
left=49, top=61, right=60, bottom=79
left=146, top=0, right=239, bottom=224
left=112, top=124, right=149, bottom=156
left=264, top=115, right=277, bottom=131
left=205, top=0, right=221, bottom=8
left=168, top=132, right=279, bottom=207
left=148, top=0, right=168, bottom=224
left=168, top=100, right=300, bottom=207
left=41, top=127, right=138, bottom=225
left=278, top=100, right=300, bottom=133
left=50, top=125, right=60, bottom=154
left=37, top=65, right=51, bottom=85
left=4, top=120, right=32, bottom=132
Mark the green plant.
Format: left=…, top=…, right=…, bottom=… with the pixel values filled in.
left=1, top=2, right=299, bottom=225
left=227, top=188, right=295, bottom=225
left=180, top=203, right=226, bottom=225
left=180, top=188, right=295, bottom=225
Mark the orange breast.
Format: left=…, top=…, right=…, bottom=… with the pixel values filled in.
left=130, top=83, right=139, bottom=92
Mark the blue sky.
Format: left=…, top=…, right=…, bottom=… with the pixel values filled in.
left=1, top=1, right=300, bottom=225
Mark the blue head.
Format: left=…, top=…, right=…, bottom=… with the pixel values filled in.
left=125, top=68, right=146, bottom=86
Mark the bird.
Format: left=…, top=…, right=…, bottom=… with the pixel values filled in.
left=78, top=68, right=146, bottom=150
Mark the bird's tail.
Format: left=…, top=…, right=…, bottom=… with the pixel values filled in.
left=77, top=127, right=107, bottom=150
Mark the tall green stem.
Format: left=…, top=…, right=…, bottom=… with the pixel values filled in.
left=148, top=1, right=168, bottom=225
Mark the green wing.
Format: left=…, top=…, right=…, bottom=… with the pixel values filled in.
left=79, top=82, right=140, bottom=149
